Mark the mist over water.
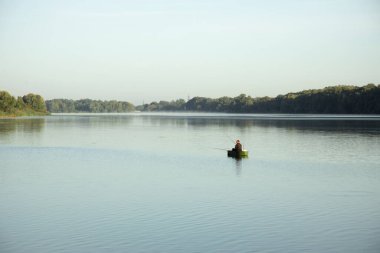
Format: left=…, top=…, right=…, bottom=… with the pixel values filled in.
left=1, top=113, right=380, bottom=253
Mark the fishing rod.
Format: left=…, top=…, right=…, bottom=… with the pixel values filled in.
left=211, top=147, right=229, bottom=151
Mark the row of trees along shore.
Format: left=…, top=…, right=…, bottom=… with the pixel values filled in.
left=137, top=84, right=380, bottom=114
left=0, top=91, right=48, bottom=117
left=2, top=84, right=379, bottom=116
left=45, top=99, right=135, bottom=113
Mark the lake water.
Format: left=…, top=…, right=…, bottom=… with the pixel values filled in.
left=1, top=113, right=380, bottom=253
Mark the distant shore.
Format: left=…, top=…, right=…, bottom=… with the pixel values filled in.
left=136, top=84, right=380, bottom=114
left=44, top=84, right=380, bottom=114
left=2, top=84, right=380, bottom=117
left=0, top=110, right=50, bottom=118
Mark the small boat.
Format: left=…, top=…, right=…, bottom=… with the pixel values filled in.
left=227, top=149, right=248, bottom=158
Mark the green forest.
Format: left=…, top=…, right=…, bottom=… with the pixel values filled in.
left=137, top=84, right=380, bottom=114
left=0, top=91, right=48, bottom=117
left=45, top=99, right=135, bottom=113
left=1, top=84, right=380, bottom=116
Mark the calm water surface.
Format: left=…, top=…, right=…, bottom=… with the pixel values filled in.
left=1, top=113, right=380, bottom=253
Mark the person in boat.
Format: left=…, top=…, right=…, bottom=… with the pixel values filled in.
left=233, top=140, right=242, bottom=152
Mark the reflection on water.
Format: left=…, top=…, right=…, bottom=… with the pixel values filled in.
left=234, top=158, right=242, bottom=176
left=130, top=113, right=380, bottom=137
left=0, top=118, right=45, bottom=135
left=48, top=114, right=134, bottom=128
left=41, top=113, right=380, bottom=132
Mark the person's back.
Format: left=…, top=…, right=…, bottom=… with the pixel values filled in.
left=234, top=140, right=242, bottom=152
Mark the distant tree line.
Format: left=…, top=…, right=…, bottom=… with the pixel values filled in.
left=136, top=99, right=186, bottom=112
left=0, top=91, right=48, bottom=116
left=137, top=84, right=380, bottom=114
left=3, top=84, right=379, bottom=116
left=45, top=99, right=135, bottom=113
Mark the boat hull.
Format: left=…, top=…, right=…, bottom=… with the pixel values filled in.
left=227, top=150, right=248, bottom=158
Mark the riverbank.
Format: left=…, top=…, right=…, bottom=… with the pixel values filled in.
left=0, top=108, right=49, bottom=118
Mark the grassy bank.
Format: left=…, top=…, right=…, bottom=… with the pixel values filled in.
left=0, top=109, right=49, bottom=118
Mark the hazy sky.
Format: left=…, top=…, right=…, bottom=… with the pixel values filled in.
left=0, top=0, right=379, bottom=104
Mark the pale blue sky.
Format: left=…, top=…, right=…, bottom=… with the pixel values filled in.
left=0, top=0, right=379, bottom=104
